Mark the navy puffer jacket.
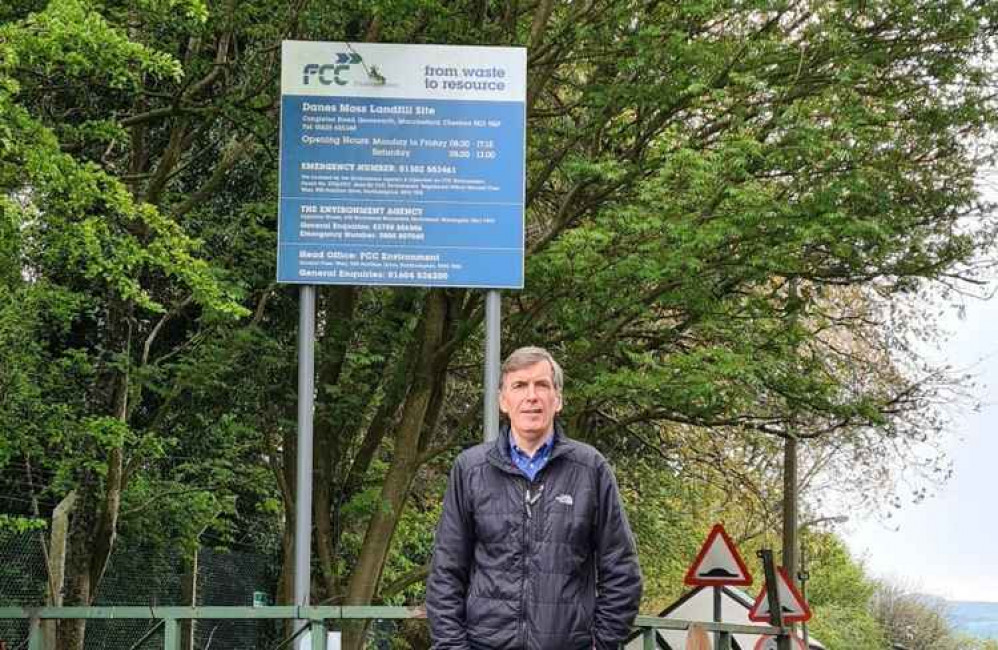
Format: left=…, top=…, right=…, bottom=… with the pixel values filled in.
left=427, top=424, right=642, bottom=650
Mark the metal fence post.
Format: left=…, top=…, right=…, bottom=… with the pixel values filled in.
left=642, top=626, right=656, bottom=650
left=310, top=620, right=327, bottom=650
left=28, top=617, right=42, bottom=650
left=163, top=618, right=180, bottom=650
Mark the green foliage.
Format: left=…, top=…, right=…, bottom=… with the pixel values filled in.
left=380, top=480, right=441, bottom=605
left=2, top=0, right=997, bottom=633
left=119, top=475, right=234, bottom=557
left=872, top=582, right=967, bottom=650
left=0, top=0, right=182, bottom=90
left=0, top=0, right=254, bottom=602
left=806, top=533, right=877, bottom=609
left=962, top=639, right=998, bottom=650
left=0, top=515, right=47, bottom=534
left=803, top=533, right=885, bottom=650
left=808, top=603, right=886, bottom=650
left=616, top=457, right=715, bottom=610
left=2, top=0, right=245, bottom=317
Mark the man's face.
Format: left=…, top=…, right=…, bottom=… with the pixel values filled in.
left=499, top=360, right=562, bottom=444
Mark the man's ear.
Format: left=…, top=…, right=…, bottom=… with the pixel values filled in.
left=498, top=389, right=510, bottom=414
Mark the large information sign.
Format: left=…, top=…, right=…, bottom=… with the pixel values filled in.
left=278, top=42, right=526, bottom=288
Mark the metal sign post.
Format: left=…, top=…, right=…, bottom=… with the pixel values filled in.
left=294, top=285, right=317, bottom=649
left=713, top=586, right=729, bottom=650
left=757, top=550, right=790, bottom=650
left=799, top=538, right=810, bottom=649
left=484, top=290, right=501, bottom=442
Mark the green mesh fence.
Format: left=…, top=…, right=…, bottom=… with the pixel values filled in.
left=0, top=533, right=281, bottom=649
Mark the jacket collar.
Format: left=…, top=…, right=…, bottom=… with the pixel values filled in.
left=487, top=420, right=572, bottom=473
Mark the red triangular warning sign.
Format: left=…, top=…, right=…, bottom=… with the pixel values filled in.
left=748, top=567, right=812, bottom=623
left=683, top=523, right=753, bottom=586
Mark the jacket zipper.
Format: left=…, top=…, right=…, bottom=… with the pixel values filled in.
left=521, top=479, right=544, bottom=648
left=520, top=476, right=530, bottom=648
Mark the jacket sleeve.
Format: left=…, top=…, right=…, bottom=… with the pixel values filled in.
left=426, top=457, right=475, bottom=650
left=592, top=458, right=642, bottom=650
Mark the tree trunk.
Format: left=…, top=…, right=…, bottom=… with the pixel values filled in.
left=276, top=427, right=298, bottom=640
left=782, top=433, right=799, bottom=582
left=57, top=482, right=97, bottom=650
left=89, top=446, right=123, bottom=589
left=55, top=445, right=125, bottom=650
left=180, top=548, right=198, bottom=650
left=316, top=315, right=421, bottom=605
left=341, top=290, right=451, bottom=650
left=314, top=287, right=356, bottom=600
left=44, top=491, right=76, bottom=650
left=54, top=300, right=132, bottom=650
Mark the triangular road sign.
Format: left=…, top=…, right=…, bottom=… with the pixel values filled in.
left=754, top=633, right=807, bottom=650
left=748, top=567, right=812, bottom=623
left=684, top=523, right=753, bottom=586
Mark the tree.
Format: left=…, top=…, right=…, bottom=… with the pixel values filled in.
left=872, top=581, right=964, bottom=650
left=3, top=1, right=998, bottom=649
left=963, top=640, right=998, bottom=650
left=801, top=532, right=886, bottom=650
left=1, top=2, right=249, bottom=647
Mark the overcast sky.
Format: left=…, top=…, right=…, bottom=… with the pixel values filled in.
left=845, top=286, right=998, bottom=602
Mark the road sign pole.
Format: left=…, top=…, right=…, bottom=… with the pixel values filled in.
left=713, top=586, right=727, bottom=650
left=800, top=536, right=810, bottom=649
left=294, top=285, right=317, bottom=650
left=758, top=550, right=789, bottom=650
left=484, top=290, right=501, bottom=442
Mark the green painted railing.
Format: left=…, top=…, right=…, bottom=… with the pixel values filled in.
left=0, top=606, right=784, bottom=650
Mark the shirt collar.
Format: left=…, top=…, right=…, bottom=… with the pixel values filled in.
left=509, top=431, right=555, bottom=461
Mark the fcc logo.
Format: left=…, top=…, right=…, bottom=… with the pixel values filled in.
left=302, top=52, right=362, bottom=86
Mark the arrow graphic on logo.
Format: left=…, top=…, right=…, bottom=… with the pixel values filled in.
left=336, top=53, right=363, bottom=64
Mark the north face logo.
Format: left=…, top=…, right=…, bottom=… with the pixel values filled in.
left=555, top=494, right=573, bottom=506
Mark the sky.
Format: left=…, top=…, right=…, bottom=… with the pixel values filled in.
left=844, top=288, right=998, bottom=603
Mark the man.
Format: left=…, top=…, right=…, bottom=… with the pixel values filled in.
left=427, top=346, right=642, bottom=650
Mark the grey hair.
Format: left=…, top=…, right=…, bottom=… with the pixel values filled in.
left=500, top=346, right=564, bottom=392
